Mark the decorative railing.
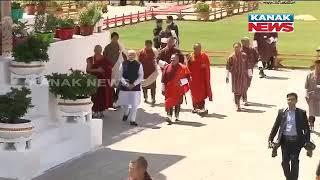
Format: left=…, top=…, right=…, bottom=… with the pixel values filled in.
left=103, top=2, right=259, bottom=28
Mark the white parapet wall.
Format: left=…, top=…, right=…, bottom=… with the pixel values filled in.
left=46, top=31, right=111, bottom=74
left=0, top=31, right=110, bottom=180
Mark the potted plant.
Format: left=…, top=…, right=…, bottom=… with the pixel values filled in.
left=78, top=3, right=102, bottom=36
left=194, top=2, right=211, bottom=21
left=0, top=87, right=34, bottom=140
left=34, top=13, right=58, bottom=43
left=10, top=35, right=50, bottom=76
left=46, top=69, right=98, bottom=113
left=12, top=20, right=31, bottom=48
left=22, top=1, right=37, bottom=15
left=57, top=18, right=75, bottom=40
left=11, top=2, right=23, bottom=21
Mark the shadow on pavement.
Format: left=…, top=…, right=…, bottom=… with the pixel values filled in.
left=173, top=120, right=206, bottom=127
left=265, top=76, right=289, bottom=80
left=311, top=130, right=320, bottom=137
left=153, top=102, right=190, bottom=112
left=246, top=102, right=276, bottom=108
left=200, top=112, right=227, bottom=119
left=102, top=108, right=165, bottom=146
left=241, top=108, right=266, bottom=113
left=33, top=148, right=183, bottom=180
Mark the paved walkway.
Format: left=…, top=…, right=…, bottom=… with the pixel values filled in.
left=34, top=67, right=320, bottom=180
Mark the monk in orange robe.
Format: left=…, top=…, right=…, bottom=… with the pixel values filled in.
left=86, top=45, right=114, bottom=118
left=226, top=42, right=252, bottom=112
left=187, top=43, right=212, bottom=115
left=162, top=53, right=190, bottom=125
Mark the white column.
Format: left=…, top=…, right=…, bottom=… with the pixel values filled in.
left=1, top=1, right=12, bottom=56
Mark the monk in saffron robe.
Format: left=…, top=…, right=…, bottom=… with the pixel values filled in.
left=226, top=42, right=252, bottom=111
left=156, top=36, right=184, bottom=69
left=103, top=32, right=127, bottom=107
left=162, top=53, right=190, bottom=125
left=305, top=59, right=320, bottom=130
left=187, top=43, right=212, bottom=115
left=241, top=37, right=258, bottom=103
left=138, top=40, right=158, bottom=105
left=86, top=45, right=114, bottom=118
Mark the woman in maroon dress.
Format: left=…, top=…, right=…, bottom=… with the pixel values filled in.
left=86, top=45, right=114, bottom=118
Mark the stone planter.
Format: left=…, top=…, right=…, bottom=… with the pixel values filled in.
left=0, top=120, right=33, bottom=139
left=58, top=97, right=93, bottom=113
left=58, top=27, right=75, bottom=40
left=80, top=25, right=94, bottom=36
left=197, top=12, right=210, bottom=21
left=9, top=61, right=45, bottom=76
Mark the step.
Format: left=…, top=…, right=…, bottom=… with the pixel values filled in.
left=0, top=119, right=102, bottom=180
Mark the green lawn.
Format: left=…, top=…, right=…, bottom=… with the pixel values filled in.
left=112, top=2, right=320, bottom=67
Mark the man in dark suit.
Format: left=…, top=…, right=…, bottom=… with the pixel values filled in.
left=166, top=16, right=179, bottom=45
left=268, top=92, right=310, bottom=180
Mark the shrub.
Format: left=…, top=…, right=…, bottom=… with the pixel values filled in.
left=12, top=2, right=22, bottom=9
left=194, top=2, right=211, bottom=13
left=34, top=13, right=58, bottom=33
left=78, top=2, right=103, bottom=26
left=0, top=87, right=33, bottom=124
left=12, top=35, right=50, bottom=63
left=57, top=18, right=75, bottom=29
left=46, top=69, right=98, bottom=101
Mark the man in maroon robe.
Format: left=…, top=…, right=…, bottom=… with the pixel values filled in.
left=187, top=43, right=212, bottom=115
left=226, top=42, right=252, bottom=111
left=138, top=40, right=158, bottom=105
left=253, top=32, right=278, bottom=78
left=156, top=36, right=184, bottom=69
left=86, top=45, right=114, bottom=118
left=241, top=37, right=258, bottom=104
left=103, top=32, right=127, bottom=108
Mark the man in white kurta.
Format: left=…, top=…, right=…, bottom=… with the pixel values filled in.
left=117, top=50, right=144, bottom=126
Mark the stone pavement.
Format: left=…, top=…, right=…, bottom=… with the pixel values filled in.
left=33, top=67, right=320, bottom=180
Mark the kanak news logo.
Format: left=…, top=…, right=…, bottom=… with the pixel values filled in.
left=248, top=14, right=294, bottom=33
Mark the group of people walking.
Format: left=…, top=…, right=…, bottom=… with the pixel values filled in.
left=86, top=17, right=320, bottom=179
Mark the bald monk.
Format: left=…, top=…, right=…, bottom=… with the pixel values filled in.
left=226, top=42, right=252, bottom=111
left=241, top=37, right=259, bottom=104
left=156, top=36, right=184, bottom=69
left=86, top=45, right=114, bottom=118
left=162, top=53, right=190, bottom=125
left=253, top=32, right=278, bottom=78
left=187, top=43, right=212, bottom=115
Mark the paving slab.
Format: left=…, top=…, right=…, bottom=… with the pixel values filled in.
left=34, top=67, right=320, bottom=180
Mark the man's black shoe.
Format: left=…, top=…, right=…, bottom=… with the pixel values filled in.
left=122, top=115, right=128, bottom=121
left=130, top=121, right=138, bottom=126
